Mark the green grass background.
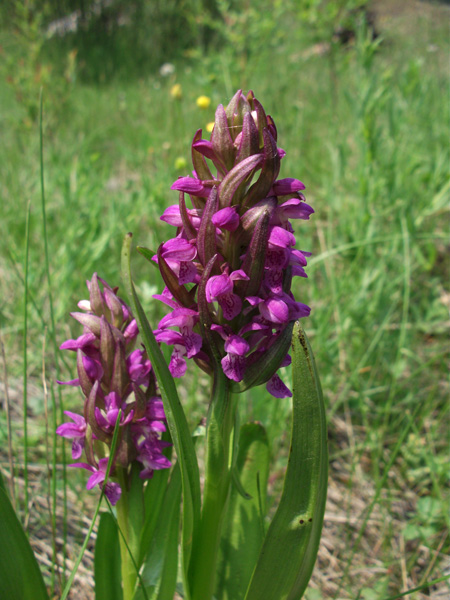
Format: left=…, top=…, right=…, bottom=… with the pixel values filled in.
left=0, top=0, right=448, bottom=598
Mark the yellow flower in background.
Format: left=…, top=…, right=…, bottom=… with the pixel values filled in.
left=170, top=83, right=182, bottom=100
left=196, top=95, right=211, bottom=109
left=206, top=121, right=215, bottom=133
left=174, top=156, right=188, bottom=170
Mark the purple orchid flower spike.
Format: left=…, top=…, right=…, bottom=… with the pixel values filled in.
left=57, top=274, right=171, bottom=503
left=153, top=90, right=314, bottom=397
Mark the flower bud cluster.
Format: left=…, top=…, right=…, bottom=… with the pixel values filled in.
left=153, top=90, right=313, bottom=397
left=56, top=274, right=171, bottom=504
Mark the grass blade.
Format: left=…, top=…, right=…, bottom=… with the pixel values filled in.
left=39, top=89, right=68, bottom=580
left=23, top=199, right=31, bottom=517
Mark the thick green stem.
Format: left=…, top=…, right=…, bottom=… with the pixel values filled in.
left=190, top=371, right=236, bottom=600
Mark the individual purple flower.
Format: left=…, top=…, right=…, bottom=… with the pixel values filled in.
left=206, top=269, right=249, bottom=321
left=155, top=308, right=203, bottom=377
left=135, top=437, right=172, bottom=479
left=70, top=458, right=122, bottom=505
left=56, top=411, right=86, bottom=459
left=211, top=206, right=240, bottom=231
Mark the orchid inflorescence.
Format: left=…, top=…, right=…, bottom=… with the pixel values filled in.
left=154, top=89, right=314, bottom=397
left=56, top=274, right=171, bottom=505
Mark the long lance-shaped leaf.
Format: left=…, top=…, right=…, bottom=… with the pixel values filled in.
left=244, top=321, right=328, bottom=600
left=216, top=423, right=270, bottom=600
left=138, top=449, right=172, bottom=568
left=0, top=488, right=49, bottom=600
left=136, top=465, right=182, bottom=600
left=121, top=233, right=200, bottom=600
left=95, top=512, right=123, bottom=600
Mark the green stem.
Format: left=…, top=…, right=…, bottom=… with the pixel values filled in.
left=116, top=469, right=138, bottom=600
left=190, top=371, right=236, bottom=600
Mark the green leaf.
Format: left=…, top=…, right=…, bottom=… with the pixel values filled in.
left=95, top=512, right=123, bottom=600
left=133, top=465, right=182, bottom=600
left=216, top=423, right=270, bottom=600
left=138, top=463, right=172, bottom=567
left=0, top=470, right=6, bottom=494
left=244, top=321, right=328, bottom=600
left=121, top=233, right=201, bottom=599
left=0, top=488, right=49, bottom=600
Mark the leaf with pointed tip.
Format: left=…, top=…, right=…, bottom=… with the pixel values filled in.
left=211, top=104, right=235, bottom=171
left=242, top=128, right=280, bottom=209
left=95, top=512, right=123, bottom=600
left=236, top=112, right=260, bottom=163
left=244, top=322, right=328, bottom=600
left=218, top=154, right=264, bottom=209
left=122, top=234, right=200, bottom=599
left=104, top=287, right=124, bottom=329
left=216, top=423, right=270, bottom=600
left=225, top=89, right=248, bottom=138
left=252, top=97, right=268, bottom=143
left=90, top=272, right=104, bottom=315
left=72, top=312, right=102, bottom=336
left=0, top=488, right=49, bottom=600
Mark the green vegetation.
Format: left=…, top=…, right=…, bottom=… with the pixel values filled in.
left=0, top=1, right=448, bottom=598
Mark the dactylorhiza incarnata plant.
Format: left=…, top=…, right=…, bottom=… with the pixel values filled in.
left=54, top=90, right=327, bottom=600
